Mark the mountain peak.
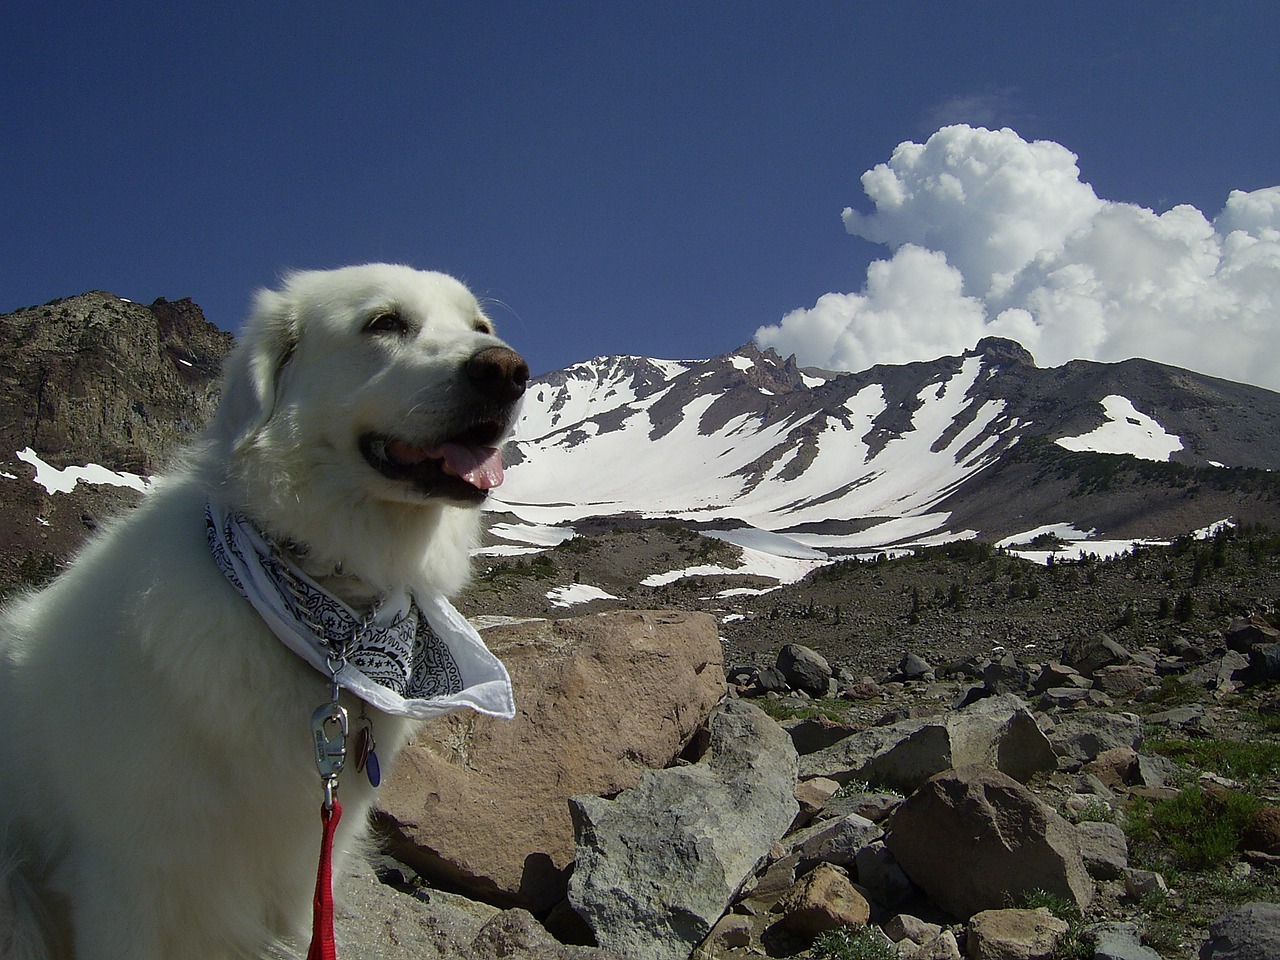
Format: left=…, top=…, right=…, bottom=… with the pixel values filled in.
left=973, top=337, right=1036, bottom=367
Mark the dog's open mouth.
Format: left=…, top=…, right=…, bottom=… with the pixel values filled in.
left=360, top=424, right=506, bottom=501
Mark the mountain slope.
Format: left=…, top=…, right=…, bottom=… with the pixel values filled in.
left=491, top=338, right=1280, bottom=556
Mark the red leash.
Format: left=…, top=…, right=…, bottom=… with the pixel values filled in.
left=306, top=799, right=343, bottom=960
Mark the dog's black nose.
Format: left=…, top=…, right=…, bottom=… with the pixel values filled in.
left=466, top=346, right=529, bottom=403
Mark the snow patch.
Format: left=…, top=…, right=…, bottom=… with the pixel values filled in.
left=1055, top=396, right=1183, bottom=461
left=547, top=584, right=620, bottom=607
left=16, top=448, right=150, bottom=495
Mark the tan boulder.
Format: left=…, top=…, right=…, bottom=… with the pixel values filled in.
left=775, top=862, right=871, bottom=938
left=965, top=908, right=1069, bottom=960
left=375, top=610, right=725, bottom=913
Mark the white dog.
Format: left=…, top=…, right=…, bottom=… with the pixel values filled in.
left=0, top=264, right=526, bottom=959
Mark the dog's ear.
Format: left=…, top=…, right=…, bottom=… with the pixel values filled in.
left=213, top=285, right=299, bottom=452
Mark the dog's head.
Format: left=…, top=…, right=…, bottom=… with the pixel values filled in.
left=211, top=265, right=527, bottom=581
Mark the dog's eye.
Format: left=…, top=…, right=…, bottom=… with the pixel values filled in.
left=474, top=319, right=494, bottom=335
left=364, top=312, right=408, bottom=335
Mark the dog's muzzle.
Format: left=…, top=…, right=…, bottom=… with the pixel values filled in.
left=360, top=345, right=529, bottom=501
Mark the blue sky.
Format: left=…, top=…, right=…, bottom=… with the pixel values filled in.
left=3, top=2, right=1278, bottom=385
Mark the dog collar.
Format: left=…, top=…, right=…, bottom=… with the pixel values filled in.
left=204, top=499, right=515, bottom=721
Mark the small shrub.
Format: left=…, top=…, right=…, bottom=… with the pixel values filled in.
left=811, top=925, right=900, bottom=960
left=1145, top=785, right=1262, bottom=871
left=1148, top=737, right=1280, bottom=784
left=1074, top=798, right=1115, bottom=823
left=1010, top=888, right=1083, bottom=923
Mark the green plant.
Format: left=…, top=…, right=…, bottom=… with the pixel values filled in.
left=1010, top=888, right=1083, bottom=923
left=1140, top=785, right=1263, bottom=871
left=1147, top=737, right=1280, bottom=785
left=1074, top=798, right=1115, bottom=823
left=1140, top=677, right=1202, bottom=710
left=810, top=924, right=900, bottom=960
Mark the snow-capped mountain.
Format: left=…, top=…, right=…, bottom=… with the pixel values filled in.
left=488, top=338, right=1280, bottom=560
left=4, top=288, right=1280, bottom=596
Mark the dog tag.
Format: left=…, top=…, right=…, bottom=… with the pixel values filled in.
left=355, top=724, right=381, bottom=787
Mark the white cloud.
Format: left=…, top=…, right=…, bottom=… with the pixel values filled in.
left=757, top=125, right=1280, bottom=392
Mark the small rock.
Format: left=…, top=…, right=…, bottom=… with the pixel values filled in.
left=1085, top=920, right=1164, bottom=960
left=788, top=812, right=883, bottom=869
left=1061, top=633, right=1133, bottom=678
left=899, top=652, right=936, bottom=681
left=1123, top=868, right=1168, bottom=900
left=884, top=912, right=943, bottom=945
left=906, top=929, right=963, bottom=960
left=1084, top=746, right=1139, bottom=788
left=1076, top=821, right=1129, bottom=881
left=793, top=776, right=841, bottom=825
left=701, top=913, right=753, bottom=951
left=778, top=642, right=833, bottom=697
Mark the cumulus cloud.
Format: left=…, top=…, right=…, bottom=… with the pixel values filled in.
left=756, top=125, right=1280, bottom=392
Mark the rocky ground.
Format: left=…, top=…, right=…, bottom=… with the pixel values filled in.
left=461, top=519, right=1280, bottom=701
left=444, top=522, right=1280, bottom=959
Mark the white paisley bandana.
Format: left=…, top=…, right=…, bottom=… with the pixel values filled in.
left=205, top=499, right=515, bottom=721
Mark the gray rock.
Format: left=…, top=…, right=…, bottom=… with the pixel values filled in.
left=983, top=656, right=1031, bottom=694
left=899, top=652, right=935, bottom=680
left=1199, top=902, right=1280, bottom=960
left=1047, top=711, right=1143, bottom=765
left=335, top=858, right=496, bottom=959
left=800, top=693, right=1056, bottom=792
left=1248, top=643, right=1280, bottom=685
left=904, top=929, right=963, bottom=960
left=854, top=841, right=914, bottom=909
left=333, top=859, right=624, bottom=960
left=1038, top=686, right=1093, bottom=711
left=567, top=699, right=798, bottom=960
left=777, top=642, right=833, bottom=696
left=1077, top=821, right=1130, bottom=881
left=1124, top=868, right=1168, bottom=900
left=1061, top=633, right=1133, bottom=677
left=885, top=766, right=1094, bottom=920
left=787, top=811, right=883, bottom=868
left=1086, top=921, right=1165, bottom=960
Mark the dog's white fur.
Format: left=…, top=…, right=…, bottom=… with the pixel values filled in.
left=0, top=264, right=524, bottom=959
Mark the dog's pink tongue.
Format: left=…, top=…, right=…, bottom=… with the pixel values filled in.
left=386, top=440, right=504, bottom=490
left=438, top=443, right=505, bottom=489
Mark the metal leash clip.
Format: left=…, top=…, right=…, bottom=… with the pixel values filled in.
left=311, top=701, right=348, bottom=812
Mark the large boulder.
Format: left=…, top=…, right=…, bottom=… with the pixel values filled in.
left=1199, top=902, right=1280, bottom=960
left=567, top=699, right=799, bottom=960
left=777, top=642, right=833, bottom=696
left=885, top=766, right=1094, bottom=920
left=800, top=693, right=1057, bottom=792
left=375, top=610, right=725, bottom=912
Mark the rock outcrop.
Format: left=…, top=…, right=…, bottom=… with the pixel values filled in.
left=375, top=610, right=726, bottom=913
